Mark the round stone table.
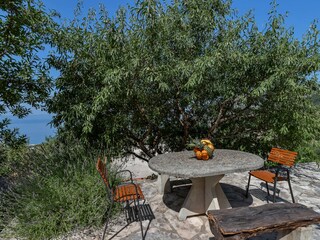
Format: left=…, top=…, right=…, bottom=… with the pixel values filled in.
left=149, top=149, right=264, bottom=220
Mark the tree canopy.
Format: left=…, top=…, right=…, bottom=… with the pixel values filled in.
left=0, top=0, right=53, bottom=146
left=49, top=0, right=320, bottom=161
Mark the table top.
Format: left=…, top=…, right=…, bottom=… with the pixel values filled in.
left=148, top=149, right=264, bottom=178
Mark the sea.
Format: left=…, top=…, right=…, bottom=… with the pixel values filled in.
left=3, top=113, right=56, bottom=144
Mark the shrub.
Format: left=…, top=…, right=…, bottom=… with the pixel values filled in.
left=296, top=140, right=320, bottom=165
left=0, top=143, right=29, bottom=177
left=0, top=140, right=112, bottom=240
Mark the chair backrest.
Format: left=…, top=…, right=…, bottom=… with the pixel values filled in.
left=96, top=157, right=111, bottom=190
left=268, top=147, right=298, bottom=167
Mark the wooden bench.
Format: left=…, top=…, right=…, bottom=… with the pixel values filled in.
left=207, top=203, right=320, bottom=240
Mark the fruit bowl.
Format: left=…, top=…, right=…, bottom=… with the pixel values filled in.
left=187, top=139, right=215, bottom=160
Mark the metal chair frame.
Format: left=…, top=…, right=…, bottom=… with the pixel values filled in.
left=245, top=148, right=297, bottom=203
left=96, top=158, right=155, bottom=240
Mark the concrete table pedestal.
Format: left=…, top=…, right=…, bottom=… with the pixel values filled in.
left=179, top=174, right=231, bottom=220
left=157, top=174, right=170, bottom=194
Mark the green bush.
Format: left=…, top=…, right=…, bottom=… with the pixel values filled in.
left=0, top=140, right=112, bottom=240
left=0, top=143, right=29, bottom=177
left=296, top=140, right=320, bottom=165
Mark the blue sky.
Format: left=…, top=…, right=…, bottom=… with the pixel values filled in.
left=7, top=0, right=320, bottom=144
left=43, top=0, right=319, bottom=39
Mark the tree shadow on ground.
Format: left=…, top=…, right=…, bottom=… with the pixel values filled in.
left=162, top=182, right=254, bottom=212
left=248, top=182, right=291, bottom=204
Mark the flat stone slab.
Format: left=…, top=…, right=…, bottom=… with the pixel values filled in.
left=149, top=149, right=264, bottom=178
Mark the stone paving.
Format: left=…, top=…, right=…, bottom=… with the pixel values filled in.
left=56, top=162, right=320, bottom=240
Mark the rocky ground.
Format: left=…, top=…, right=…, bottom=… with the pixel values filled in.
left=54, top=160, right=320, bottom=240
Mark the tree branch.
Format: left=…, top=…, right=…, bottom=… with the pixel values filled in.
left=209, top=97, right=255, bottom=135
left=175, top=95, right=191, bottom=147
left=125, top=127, right=154, bottom=159
left=209, top=97, right=234, bottom=135
left=126, top=149, right=149, bottom=162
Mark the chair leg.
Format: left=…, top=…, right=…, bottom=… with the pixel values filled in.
left=104, top=199, right=153, bottom=240
left=273, top=177, right=278, bottom=203
left=265, top=182, right=270, bottom=196
left=245, top=173, right=251, bottom=198
left=287, top=170, right=295, bottom=203
left=139, top=212, right=144, bottom=239
left=102, top=203, right=113, bottom=240
left=265, top=182, right=270, bottom=203
left=136, top=201, right=145, bottom=239
left=102, top=219, right=108, bottom=240
left=109, top=223, right=131, bottom=240
left=142, top=219, right=153, bottom=239
left=103, top=202, right=131, bottom=240
left=108, top=202, right=134, bottom=240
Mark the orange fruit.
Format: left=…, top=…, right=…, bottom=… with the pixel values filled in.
left=201, top=150, right=209, bottom=160
left=195, top=150, right=202, bottom=160
left=193, top=147, right=201, bottom=153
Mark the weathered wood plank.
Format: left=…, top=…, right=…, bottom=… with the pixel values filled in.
left=208, top=203, right=320, bottom=240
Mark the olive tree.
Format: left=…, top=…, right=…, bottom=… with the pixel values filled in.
left=49, top=0, right=320, bottom=161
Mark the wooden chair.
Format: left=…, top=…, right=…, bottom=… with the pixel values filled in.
left=246, top=148, right=298, bottom=203
left=96, top=158, right=155, bottom=240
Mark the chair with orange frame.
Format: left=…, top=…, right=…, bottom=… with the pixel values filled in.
left=245, top=147, right=298, bottom=203
left=96, top=157, right=155, bottom=240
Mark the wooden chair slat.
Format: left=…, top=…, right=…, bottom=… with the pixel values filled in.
left=121, top=185, right=127, bottom=201
left=268, top=148, right=297, bottom=167
left=114, top=185, right=145, bottom=202
left=250, top=170, right=276, bottom=183
left=96, top=158, right=109, bottom=186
